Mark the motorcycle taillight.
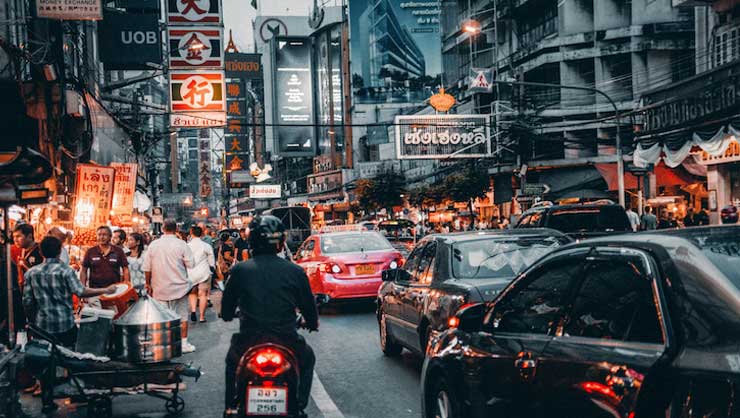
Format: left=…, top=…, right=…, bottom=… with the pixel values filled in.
left=246, top=348, right=292, bottom=377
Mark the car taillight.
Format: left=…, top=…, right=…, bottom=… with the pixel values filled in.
left=319, top=263, right=343, bottom=274
left=246, top=348, right=292, bottom=377
left=389, top=257, right=404, bottom=269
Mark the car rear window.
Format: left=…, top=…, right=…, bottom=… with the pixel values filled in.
left=452, top=235, right=568, bottom=279
left=320, top=232, right=393, bottom=254
left=547, top=206, right=630, bottom=233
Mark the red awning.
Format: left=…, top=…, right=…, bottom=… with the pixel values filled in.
left=595, top=162, right=696, bottom=191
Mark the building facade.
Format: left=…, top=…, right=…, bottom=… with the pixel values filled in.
left=441, top=0, right=696, bottom=206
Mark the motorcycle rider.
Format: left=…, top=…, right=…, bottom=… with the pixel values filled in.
left=221, top=215, right=319, bottom=417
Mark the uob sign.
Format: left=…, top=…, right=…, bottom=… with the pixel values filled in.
left=121, top=31, right=158, bottom=45
left=98, top=10, right=162, bottom=70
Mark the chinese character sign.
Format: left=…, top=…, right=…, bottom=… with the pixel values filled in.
left=199, top=138, right=212, bottom=198
left=110, top=162, right=138, bottom=218
left=73, top=164, right=116, bottom=230
left=167, top=0, right=221, bottom=24
left=169, top=27, right=223, bottom=68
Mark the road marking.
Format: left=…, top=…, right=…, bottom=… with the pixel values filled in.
left=311, top=372, right=345, bottom=418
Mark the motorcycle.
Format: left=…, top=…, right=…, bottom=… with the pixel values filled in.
left=229, top=295, right=328, bottom=418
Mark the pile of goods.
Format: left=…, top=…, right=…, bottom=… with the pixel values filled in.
left=70, top=229, right=98, bottom=246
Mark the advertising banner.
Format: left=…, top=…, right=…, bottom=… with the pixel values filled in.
left=349, top=0, right=442, bottom=104
left=225, top=53, right=262, bottom=79
left=168, top=27, right=223, bottom=68
left=249, top=184, right=281, bottom=199
left=98, top=11, right=161, bottom=70
left=395, top=115, right=491, bottom=159
left=226, top=79, right=245, bottom=99
left=274, top=38, right=315, bottom=157
left=37, top=0, right=102, bottom=20
left=169, top=71, right=225, bottom=112
left=73, top=164, right=115, bottom=232
left=226, top=136, right=249, bottom=154
left=225, top=153, right=246, bottom=171
left=199, top=138, right=212, bottom=198
left=167, top=0, right=221, bottom=24
left=110, top=162, right=138, bottom=218
left=307, top=170, right=343, bottom=201
left=170, top=112, right=226, bottom=128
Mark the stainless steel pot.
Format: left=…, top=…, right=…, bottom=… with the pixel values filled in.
left=113, top=294, right=182, bottom=363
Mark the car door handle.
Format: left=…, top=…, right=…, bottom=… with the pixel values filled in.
left=514, top=357, right=536, bottom=370
left=607, top=366, right=635, bottom=395
left=515, top=352, right=537, bottom=381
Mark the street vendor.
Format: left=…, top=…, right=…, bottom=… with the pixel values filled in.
left=80, top=226, right=130, bottom=289
left=23, top=236, right=117, bottom=347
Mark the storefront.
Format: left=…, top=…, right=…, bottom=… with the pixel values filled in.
left=634, top=59, right=740, bottom=223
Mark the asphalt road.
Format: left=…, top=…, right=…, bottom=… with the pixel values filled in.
left=20, top=295, right=423, bottom=418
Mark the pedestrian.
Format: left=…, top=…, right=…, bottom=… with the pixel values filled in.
left=143, top=220, right=196, bottom=353
left=215, top=233, right=235, bottom=283
left=659, top=212, right=678, bottom=229
left=233, top=228, right=250, bottom=262
left=1, top=227, right=25, bottom=348
left=46, top=227, right=70, bottom=264
left=126, top=232, right=147, bottom=289
left=200, top=225, right=214, bottom=247
left=683, top=209, right=696, bottom=227
left=112, top=229, right=129, bottom=255
left=696, top=209, right=710, bottom=225
left=625, top=206, right=640, bottom=232
left=640, top=207, right=658, bottom=230
left=13, top=223, right=43, bottom=289
left=80, top=226, right=130, bottom=289
left=187, top=226, right=215, bottom=323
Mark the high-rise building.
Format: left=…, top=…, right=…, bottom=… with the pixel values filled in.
left=358, top=0, right=426, bottom=88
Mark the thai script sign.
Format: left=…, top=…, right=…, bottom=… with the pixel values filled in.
left=696, top=138, right=740, bottom=165
left=394, top=115, right=491, bottom=159
left=73, top=164, right=115, bottom=230
left=249, top=184, right=281, bottom=199
left=110, top=162, right=138, bottom=219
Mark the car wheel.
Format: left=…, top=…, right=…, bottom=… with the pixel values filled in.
left=430, top=379, right=459, bottom=418
left=379, top=310, right=402, bottom=356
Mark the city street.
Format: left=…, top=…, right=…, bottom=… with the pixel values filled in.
left=21, top=295, right=422, bottom=418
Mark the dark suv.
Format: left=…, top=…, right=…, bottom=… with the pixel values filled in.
left=515, top=202, right=631, bottom=240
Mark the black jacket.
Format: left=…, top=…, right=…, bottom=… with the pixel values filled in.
left=221, top=254, right=319, bottom=335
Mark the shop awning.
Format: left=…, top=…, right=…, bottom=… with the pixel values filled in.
left=595, top=162, right=696, bottom=191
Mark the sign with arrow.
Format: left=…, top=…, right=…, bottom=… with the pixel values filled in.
left=469, top=69, right=493, bottom=93
left=520, top=183, right=551, bottom=196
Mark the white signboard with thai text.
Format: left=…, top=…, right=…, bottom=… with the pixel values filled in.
left=249, top=184, right=281, bottom=199
left=395, top=114, right=491, bottom=159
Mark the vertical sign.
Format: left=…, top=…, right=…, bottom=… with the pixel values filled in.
left=199, top=133, right=213, bottom=198
left=225, top=77, right=249, bottom=173
left=167, top=0, right=225, bottom=128
left=111, top=163, right=138, bottom=224
left=274, top=38, right=315, bottom=157
left=73, top=164, right=116, bottom=231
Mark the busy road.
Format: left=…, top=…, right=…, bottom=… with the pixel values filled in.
left=21, top=295, right=422, bottom=418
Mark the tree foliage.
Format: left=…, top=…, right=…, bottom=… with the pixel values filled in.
left=354, top=170, right=406, bottom=218
left=443, top=163, right=490, bottom=226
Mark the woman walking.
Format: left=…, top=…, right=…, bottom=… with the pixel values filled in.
left=126, top=233, right=147, bottom=289
left=187, top=226, right=215, bottom=322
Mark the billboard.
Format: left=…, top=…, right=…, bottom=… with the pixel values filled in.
left=73, top=164, right=115, bottom=231
left=225, top=53, right=262, bottom=79
left=349, top=0, right=442, bottom=104
left=98, top=11, right=161, bottom=70
left=395, top=115, right=491, bottom=159
left=249, top=184, right=281, bottom=199
left=167, top=0, right=221, bottom=24
left=168, top=27, right=224, bottom=68
left=274, top=38, right=315, bottom=157
left=169, top=71, right=225, bottom=112
left=111, top=162, right=138, bottom=218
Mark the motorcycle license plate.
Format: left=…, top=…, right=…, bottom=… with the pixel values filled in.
left=355, top=264, right=374, bottom=275
left=247, top=387, right=287, bottom=416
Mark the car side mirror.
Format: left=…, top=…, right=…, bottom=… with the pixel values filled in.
left=449, top=303, right=486, bottom=333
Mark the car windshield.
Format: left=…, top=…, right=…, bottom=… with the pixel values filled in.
left=452, top=236, right=567, bottom=279
left=547, top=207, right=630, bottom=233
left=320, top=232, right=393, bottom=254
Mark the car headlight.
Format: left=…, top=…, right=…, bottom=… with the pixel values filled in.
left=331, top=264, right=342, bottom=274
left=389, top=260, right=398, bottom=269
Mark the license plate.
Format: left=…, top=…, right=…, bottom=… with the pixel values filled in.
left=355, top=264, right=375, bottom=275
left=246, top=387, right=287, bottom=416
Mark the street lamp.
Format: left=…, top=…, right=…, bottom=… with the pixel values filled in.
left=493, top=79, right=627, bottom=208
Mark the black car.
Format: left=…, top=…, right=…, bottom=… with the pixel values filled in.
left=377, top=219, right=417, bottom=257
left=377, top=229, right=571, bottom=357
left=421, top=226, right=740, bottom=418
left=515, top=202, right=632, bottom=240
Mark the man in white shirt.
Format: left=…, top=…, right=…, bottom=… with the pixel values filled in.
left=625, top=207, right=640, bottom=232
left=143, top=220, right=197, bottom=353
left=187, top=226, right=215, bottom=322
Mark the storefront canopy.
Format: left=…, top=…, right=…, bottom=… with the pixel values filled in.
left=595, top=162, right=697, bottom=191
